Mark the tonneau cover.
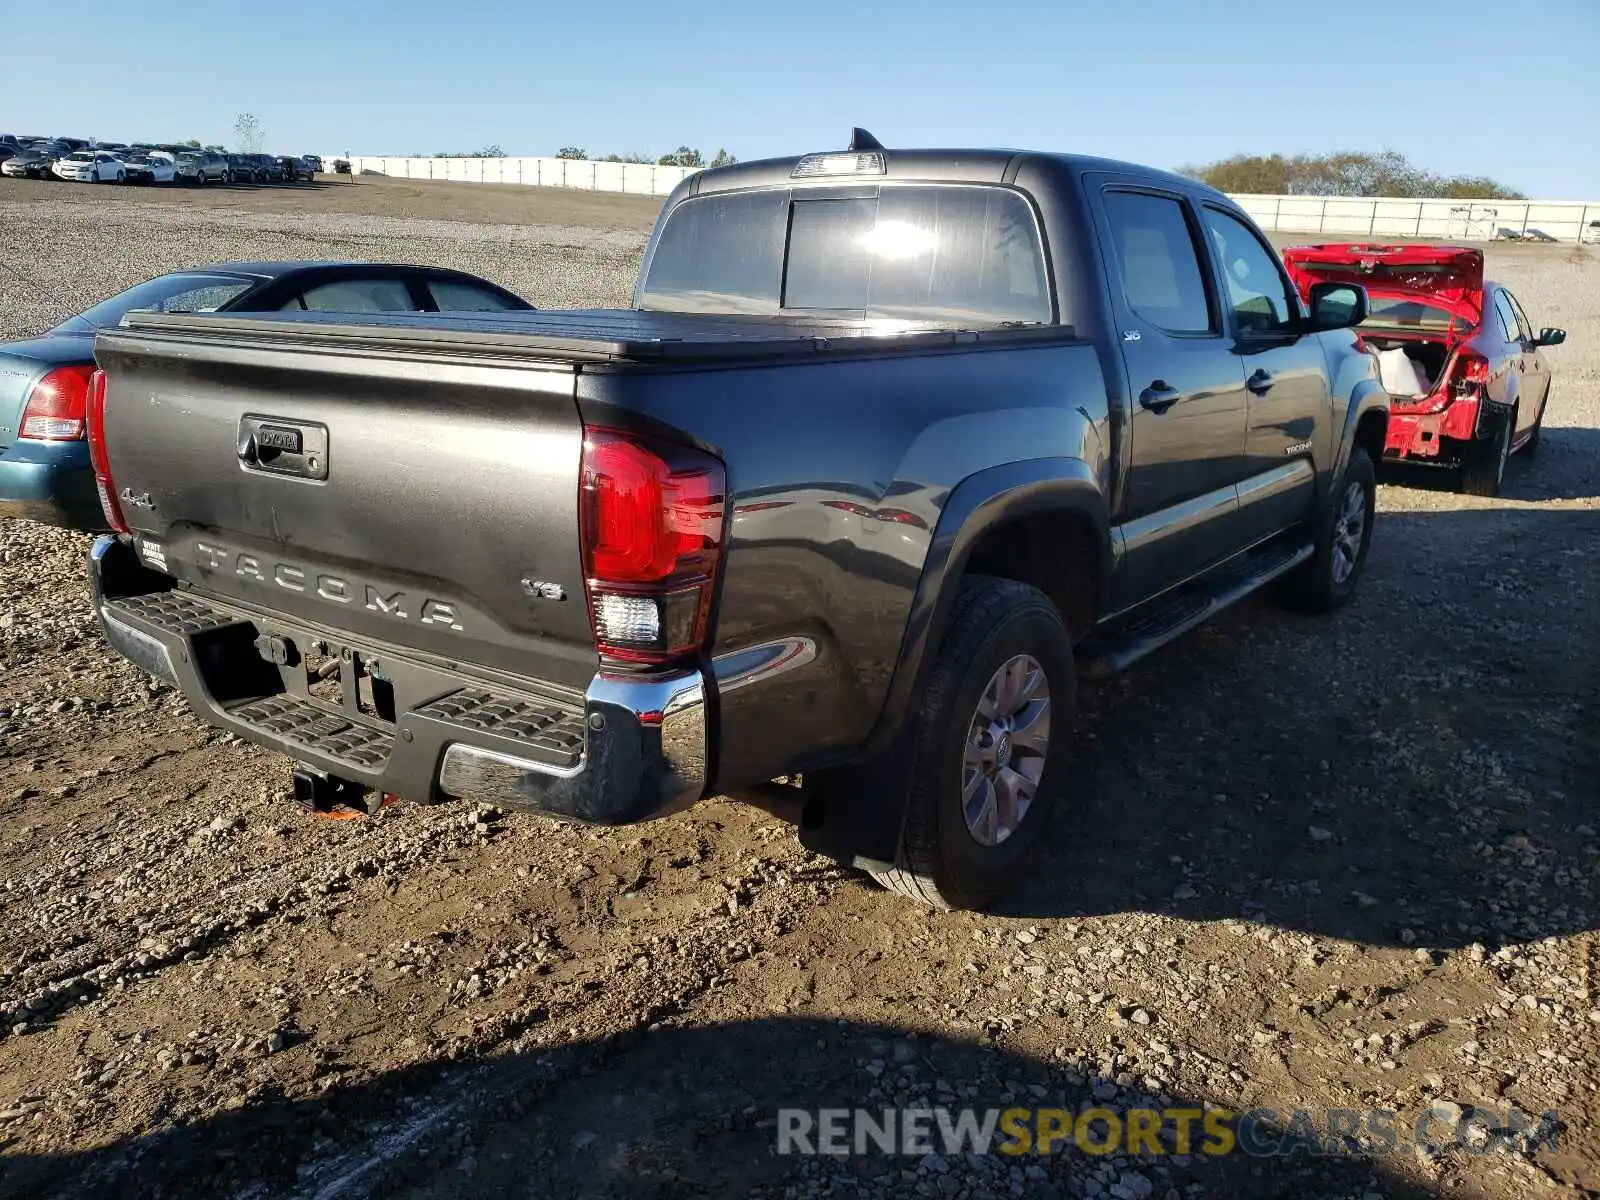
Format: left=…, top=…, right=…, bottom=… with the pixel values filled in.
left=116, top=307, right=1063, bottom=364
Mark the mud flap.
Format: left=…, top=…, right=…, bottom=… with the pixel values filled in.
left=795, top=731, right=914, bottom=873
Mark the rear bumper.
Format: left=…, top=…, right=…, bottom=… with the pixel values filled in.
left=0, top=439, right=105, bottom=529
left=89, top=535, right=707, bottom=825
left=1383, top=394, right=1490, bottom=462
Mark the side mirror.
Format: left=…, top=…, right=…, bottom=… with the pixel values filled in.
left=1306, top=281, right=1368, bottom=332
left=1536, top=327, right=1566, bottom=347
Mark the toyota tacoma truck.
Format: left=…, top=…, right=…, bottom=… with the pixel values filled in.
left=85, top=131, right=1388, bottom=910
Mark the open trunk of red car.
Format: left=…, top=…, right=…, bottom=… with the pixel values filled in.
left=1281, top=244, right=1485, bottom=401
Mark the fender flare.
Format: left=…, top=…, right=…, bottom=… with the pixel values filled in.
left=798, top=458, right=1110, bottom=870
left=1333, top=379, right=1391, bottom=484
left=858, top=457, right=1110, bottom=763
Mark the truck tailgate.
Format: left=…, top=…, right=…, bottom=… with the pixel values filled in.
left=92, top=316, right=598, bottom=691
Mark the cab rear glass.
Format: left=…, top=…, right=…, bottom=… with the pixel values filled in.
left=639, top=184, right=1052, bottom=327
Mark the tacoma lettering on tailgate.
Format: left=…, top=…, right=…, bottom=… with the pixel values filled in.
left=192, top=541, right=465, bottom=631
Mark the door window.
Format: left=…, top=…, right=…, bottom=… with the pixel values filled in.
left=1504, top=290, right=1534, bottom=343
left=1101, top=190, right=1214, bottom=334
left=1200, top=207, right=1298, bottom=334
left=428, top=279, right=521, bottom=311
left=285, top=279, right=418, bottom=312
left=1492, top=291, right=1523, bottom=344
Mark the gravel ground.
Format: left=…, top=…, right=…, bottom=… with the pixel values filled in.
left=0, top=183, right=1596, bottom=1200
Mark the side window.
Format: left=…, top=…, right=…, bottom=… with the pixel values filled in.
left=1504, top=291, right=1534, bottom=343
left=285, top=279, right=419, bottom=313
left=1101, top=191, right=1214, bottom=335
left=1200, top=207, right=1297, bottom=334
left=1493, top=291, right=1522, bottom=344
left=428, top=279, right=520, bottom=311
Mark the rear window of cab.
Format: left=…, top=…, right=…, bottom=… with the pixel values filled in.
left=639, top=185, right=1052, bottom=328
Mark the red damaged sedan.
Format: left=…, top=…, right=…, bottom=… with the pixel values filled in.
left=1282, top=244, right=1566, bottom=496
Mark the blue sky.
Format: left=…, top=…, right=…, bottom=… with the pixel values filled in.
left=4, top=0, right=1598, bottom=196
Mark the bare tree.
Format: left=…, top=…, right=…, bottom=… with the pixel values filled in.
left=233, top=113, right=265, bottom=155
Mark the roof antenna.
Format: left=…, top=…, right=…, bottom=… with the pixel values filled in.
left=849, top=127, right=885, bottom=151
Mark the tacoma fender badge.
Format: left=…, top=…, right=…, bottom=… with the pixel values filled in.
left=521, top=578, right=567, bottom=601
left=1284, top=440, right=1312, bottom=456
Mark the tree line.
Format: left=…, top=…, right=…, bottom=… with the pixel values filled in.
left=557, top=146, right=736, bottom=168
left=1179, top=150, right=1524, bottom=200
left=423, top=145, right=736, bottom=168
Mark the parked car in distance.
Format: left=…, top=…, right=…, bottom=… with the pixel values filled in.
left=175, top=151, right=229, bottom=185
left=2, top=145, right=66, bottom=179
left=223, top=153, right=254, bottom=183
left=276, top=156, right=303, bottom=182
left=245, top=154, right=283, bottom=183
left=1282, top=243, right=1567, bottom=496
left=121, top=151, right=176, bottom=185
left=1, top=262, right=534, bottom=531
left=52, top=150, right=125, bottom=183
left=300, top=154, right=322, bottom=177
left=83, top=133, right=1388, bottom=911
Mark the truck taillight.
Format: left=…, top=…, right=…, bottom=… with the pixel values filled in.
left=579, top=427, right=725, bottom=666
left=19, top=364, right=95, bottom=440
left=84, top=368, right=128, bottom=533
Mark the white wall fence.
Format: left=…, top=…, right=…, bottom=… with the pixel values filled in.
left=1233, top=194, right=1598, bottom=244
left=344, top=155, right=699, bottom=197
left=339, top=157, right=1600, bottom=243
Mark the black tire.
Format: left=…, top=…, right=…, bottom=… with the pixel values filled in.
left=868, top=576, right=1075, bottom=911
left=1521, top=395, right=1546, bottom=456
left=1460, top=405, right=1515, bottom=497
left=1278, top=444, right=1377, bottom=614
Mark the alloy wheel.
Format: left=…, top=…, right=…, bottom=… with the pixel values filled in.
left=961, top=653, right=1051, bottom=846
left=1330, top=479, right=1367, bottom=585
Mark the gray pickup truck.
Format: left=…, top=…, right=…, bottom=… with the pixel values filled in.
left=86, top=132, right=1387, bottom=910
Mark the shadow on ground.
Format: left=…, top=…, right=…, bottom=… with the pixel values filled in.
left=1380, top=424, right=1600, bottom=503
left=991, top=502, right=1600, bottom=951
left=1, top=1015, right=1521, bottom=1200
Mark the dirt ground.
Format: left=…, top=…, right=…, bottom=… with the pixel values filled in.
left=0, top=179, right=1597, bottom=1200
left=0, top=173, right=666, bottom=232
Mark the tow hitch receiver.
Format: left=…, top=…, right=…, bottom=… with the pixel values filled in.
left=291, top=764, right=385, bottom=820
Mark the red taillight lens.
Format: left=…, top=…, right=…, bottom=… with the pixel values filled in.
left=19, top=364, right=94, bottom=440
left=580, top=428, right=725, bottom=665
left=1453, top=352, right=1490, bottom=390
left=84, top=368, right=128, bottom=533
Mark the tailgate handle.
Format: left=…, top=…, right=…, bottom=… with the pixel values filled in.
left=236, top=415, right=329, bottom=481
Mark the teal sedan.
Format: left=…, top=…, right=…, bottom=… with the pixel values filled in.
left=0, top=262, right=533, bottom=529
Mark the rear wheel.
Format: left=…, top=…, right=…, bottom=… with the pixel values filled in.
left=867, top=576, right=1074, bottom=911
left=1521, top=395, right=1546, bottom=455
left=1279, top=444, right=1376, bottom=613
left=1460, top=406, right=1514, bottom=496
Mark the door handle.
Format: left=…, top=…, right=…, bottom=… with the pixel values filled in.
left=1138, top=382, right=1181, bottom=414
left=1246, top=368, right=1275, bottom=396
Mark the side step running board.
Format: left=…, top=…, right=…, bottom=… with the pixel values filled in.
left=1077, top=539, right=1313, bottom=678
